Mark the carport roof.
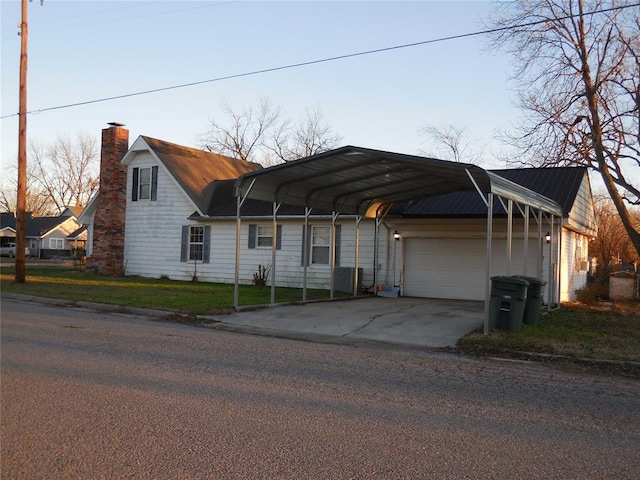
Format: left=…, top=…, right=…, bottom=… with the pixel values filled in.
left=234, top=146, right=562, bottom=217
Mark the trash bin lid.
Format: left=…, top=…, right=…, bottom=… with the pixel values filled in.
left=491, top=275, right=529, bottom=286
left=512, top=275, right=547, bottom=286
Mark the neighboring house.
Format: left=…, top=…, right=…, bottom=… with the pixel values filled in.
left=82, top=124, right=596, bottom=305
left=0, top=208, right=87, bottom=259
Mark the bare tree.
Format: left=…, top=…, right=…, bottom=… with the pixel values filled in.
left=418, top=123, right=482, bottom=163
left=269, top=106, right=343, bottom=162
left=487, top=0, right=640, bottom=257
left=590, top=194, right=639, bottom=280
left=200, top=99, right=342, bottom=165
left=199, top=98, right=283, bottom=163
left=29, top=132, right=99, bottom=213
left=1, top=133, right=99, bottom=216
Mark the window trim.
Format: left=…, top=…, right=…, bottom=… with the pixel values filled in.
left=49, top=238, right=65, bottom=250
left=189, top=225, right=205, bottom=262
left=180, top=225, right=210, bottom=263
left=132, top=166, right=158, bottom=202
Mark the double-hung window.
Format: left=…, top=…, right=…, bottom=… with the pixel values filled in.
left=138, top=167, right=151, bottom=200
left=132, top=166, right=158, bottom=201
left=189, top=226, right=204, bottom=262
left=180, top=225, right=210, bottom=263
left=311, top=226, right=330, bottom=264
left=257, top=226, right=274, bottom=247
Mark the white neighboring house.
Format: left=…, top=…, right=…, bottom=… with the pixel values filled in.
left=0, top=207, right=86, bottom=259
left=81, top=124, right=596, bottom=304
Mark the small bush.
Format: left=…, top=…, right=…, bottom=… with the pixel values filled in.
left=253, top=264, right=271, bottom=286
left=575, top=282, right=609, bottom=305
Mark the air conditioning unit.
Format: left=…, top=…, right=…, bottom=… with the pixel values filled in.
left=333, top=267, right=363, bottom=294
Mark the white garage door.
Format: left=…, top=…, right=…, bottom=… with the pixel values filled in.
left=403, top=238, right=487, bottom=301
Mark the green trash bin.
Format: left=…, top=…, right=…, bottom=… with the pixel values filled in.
left=513, top=276, right=547, bottom=327
left=488, top=276, right=529, bottom=331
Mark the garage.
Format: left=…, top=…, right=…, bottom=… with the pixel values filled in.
left=403, top=238, right=486, bottom=301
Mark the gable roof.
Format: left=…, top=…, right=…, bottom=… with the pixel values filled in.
left=201, top=165, right=583, bottom=220
left=395, top=167, right=588, bottom=217
left=126, top=136, right=262, bottom=214
left=0, top=212, right=76, bottom=238
left=234, top=146, right=562, bottom=217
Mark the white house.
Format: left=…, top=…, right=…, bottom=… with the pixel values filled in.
left=81, top=124, right=596, bottom=309
left=1, top=207, right=87, bottom=259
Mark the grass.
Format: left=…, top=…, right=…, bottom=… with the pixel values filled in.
left=3, top=262, right=639, bottom=377
left=0, top=263, right=347, bottom=316
left=457, top=301, right=640, bottom=376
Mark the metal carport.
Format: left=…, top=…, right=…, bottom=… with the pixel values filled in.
left=233, top=146, right=562, bottom=334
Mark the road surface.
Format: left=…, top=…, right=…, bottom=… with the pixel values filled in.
left=2, top=299, right=639, bottom=479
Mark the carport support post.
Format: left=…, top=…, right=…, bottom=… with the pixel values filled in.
left=523, top=205, right=529, bottom=276
left=330, top=211, right=338, bottom=299
left=270, top=202, right=281, bottom=305
left=354, top=215, right=361, bottom=296
left=537, top=209, right=543, bottom=279
left=373, top=216, right=382, bottom=292
left=507, top=199, right=513, bottom=275
left=484, top=193, right=494, bottom=335
left=234, top=196, right=242, bottom=310
left=302, top=207, right=311, bottom=302
left=547, top=214, right=554, bottom=311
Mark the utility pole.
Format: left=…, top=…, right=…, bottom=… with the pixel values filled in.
left=16, top=0, right=29, bottom=283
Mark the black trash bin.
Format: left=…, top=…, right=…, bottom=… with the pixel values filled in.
left=513, top=276, right=547, bottom=327
left=488, top=276, right=529, bottom=331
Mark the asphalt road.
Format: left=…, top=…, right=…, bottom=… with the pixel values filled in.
left=2, top=299, right=639, bottom=479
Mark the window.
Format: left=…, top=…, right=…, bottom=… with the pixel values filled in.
left=301, top=224, right=341, bottom=266
left=132, top=166, right=158, bottom=201
left=138, top=167, right=151, bottom=200
left=257, top=226, right=274, bottom=247
left=189, top=226, right=204, bottom=261
left=50, top=238, right=65, bottom=250
left=311, top=226, right=330, bottom=264
left=180, top=225, right=210, bottom=263
left=248, top=224, right=282, bottom=250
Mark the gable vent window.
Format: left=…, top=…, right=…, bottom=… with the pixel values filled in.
left=132, top=166, right=158, bottom=201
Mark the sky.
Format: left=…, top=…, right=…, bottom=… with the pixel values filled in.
left=2, top=1, right=531, bottom=175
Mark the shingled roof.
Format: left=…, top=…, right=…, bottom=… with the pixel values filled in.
left=0, top=212, right=77, bottom=237
left=138, top=136, right=262, bottom=214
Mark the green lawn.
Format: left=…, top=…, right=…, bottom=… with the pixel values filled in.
left=3, top=263, right=639, bottom=376
left=457, top=302, right=640, bottom=375
left=0, top=264, right=345, bottom=316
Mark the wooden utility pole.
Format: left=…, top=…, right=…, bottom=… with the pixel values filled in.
left=15, top=0, right=29, bottom=283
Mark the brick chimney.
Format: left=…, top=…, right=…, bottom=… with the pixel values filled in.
left=87, top=123, right=129, bottom=275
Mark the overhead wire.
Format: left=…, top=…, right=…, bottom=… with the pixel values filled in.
left=1, top=2, right=638, bottom=120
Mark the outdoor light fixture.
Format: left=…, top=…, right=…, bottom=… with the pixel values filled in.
left=545, top=232, right=551, bottom=244
left=394, top=230, right=400, bottom=241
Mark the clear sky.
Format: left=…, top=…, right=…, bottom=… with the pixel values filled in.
left=2, top=1, right=523, bottom=173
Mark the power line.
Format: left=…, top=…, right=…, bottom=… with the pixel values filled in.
left=1, top=2, right=638, bottom=121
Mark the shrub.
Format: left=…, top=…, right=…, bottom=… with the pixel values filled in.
left=575, top=282, right=609, bottom=305
left=253, top=264, right=271, bottom=286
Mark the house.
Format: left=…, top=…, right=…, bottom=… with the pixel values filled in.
left=81, top=123, right=596, bottom=309
left=0, top=208, right=87, bottom=259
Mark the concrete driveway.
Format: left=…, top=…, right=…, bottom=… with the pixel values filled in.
left=207, top=297, right=484, bottom=348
